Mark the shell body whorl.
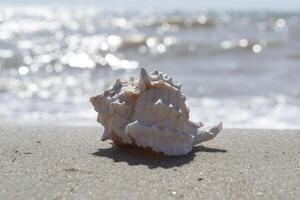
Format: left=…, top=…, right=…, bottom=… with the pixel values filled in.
left=90, top=68, right=222, bottom=156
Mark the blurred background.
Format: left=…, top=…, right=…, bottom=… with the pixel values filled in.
left=0, top=0, right=299, bottom=128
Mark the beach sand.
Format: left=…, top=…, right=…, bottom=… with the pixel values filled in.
left=0, top=127, right=299, bottom=199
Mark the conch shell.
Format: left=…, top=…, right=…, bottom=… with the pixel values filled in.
left=90, top=68, right=222, bottom=156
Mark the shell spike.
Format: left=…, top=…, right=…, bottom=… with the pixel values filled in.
left=158, top=73, right=163, bottom=79
left=138, top=68, right=151, bottom=90
left=193, top=122, right=223, bottom=145
left=176, top=83, right=182, bottom=90
left=101, top=128, right=111, bottom=141
left=89, top=96, right=97, bottom=107
left=150, top=70, right=159, bottom=75
left=114, top=79, right=121, bottom=88
left=112, top=79, right=122, bottom=93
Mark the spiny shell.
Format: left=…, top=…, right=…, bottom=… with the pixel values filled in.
left=90, top=68, right=222, bottom=156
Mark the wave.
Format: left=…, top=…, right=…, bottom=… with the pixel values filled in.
left=1, top=91, right=300, bottom=129
left=0, top=6, right=300, bottom=128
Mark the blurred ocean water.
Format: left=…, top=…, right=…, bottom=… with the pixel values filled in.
left=0, top=6, right=299, bottom=128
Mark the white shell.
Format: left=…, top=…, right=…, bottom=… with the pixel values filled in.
left=90, top=68, right=222, bottom=156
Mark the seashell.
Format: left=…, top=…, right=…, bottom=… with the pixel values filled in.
left=90, top=68, right=223, bottom=156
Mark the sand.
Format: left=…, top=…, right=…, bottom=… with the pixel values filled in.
left=0, top=127, right=299, bottom=199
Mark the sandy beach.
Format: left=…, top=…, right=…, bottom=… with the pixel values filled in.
left=0, top=127, right=299, bottom=199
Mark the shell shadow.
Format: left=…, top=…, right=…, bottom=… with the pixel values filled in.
left=92, top=143, right=227, bottom=169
